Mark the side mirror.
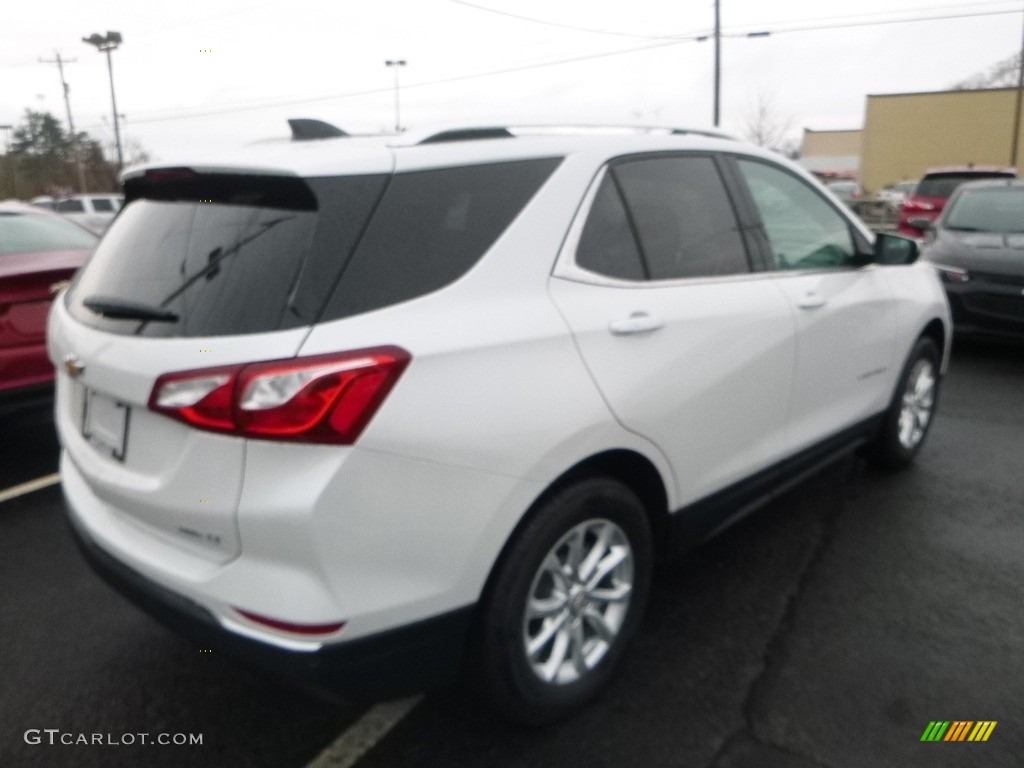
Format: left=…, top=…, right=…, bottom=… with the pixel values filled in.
left=873, top=233, right=919, bottom=265
left=906, top=216, right=934, bottom=232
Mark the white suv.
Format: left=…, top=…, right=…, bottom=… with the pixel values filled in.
left=49, top=122, right=950, bottom=723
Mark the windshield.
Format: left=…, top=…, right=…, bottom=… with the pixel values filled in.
left=944, top=187, right=1024, bottom=232
left=0, top=211, right=98, bottom=255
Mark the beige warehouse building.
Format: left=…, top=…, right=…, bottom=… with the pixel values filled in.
left=860, top=87, right=1024, bottom=195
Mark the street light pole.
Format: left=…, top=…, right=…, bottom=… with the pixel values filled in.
left=83, top=31, right=124, bottom=172
left=385, top=59, right=406, bottom=133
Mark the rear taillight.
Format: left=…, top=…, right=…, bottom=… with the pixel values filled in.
left=148, top=347, right=411, bottom=444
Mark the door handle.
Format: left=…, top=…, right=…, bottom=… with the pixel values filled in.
left=797, top=293, right=827, bottom=310
left=609, top=312, right=664, bottom=335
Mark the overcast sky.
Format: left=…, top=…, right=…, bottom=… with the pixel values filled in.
left=3, top=0, right=1023, bottom=163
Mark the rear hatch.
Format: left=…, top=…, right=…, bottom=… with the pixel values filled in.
left=49, top=159, right=392, bottom=562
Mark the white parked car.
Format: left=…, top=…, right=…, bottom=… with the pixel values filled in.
left=53, top=193, right=124, bottom=233
left=49, top=122, right=950, bottom=723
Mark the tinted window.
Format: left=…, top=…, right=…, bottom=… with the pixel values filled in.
left=55, top=199, right=85, bottom=213
left=0, top=212, right=98, bottom=255
left=945, top=186, right=1024, bottom=233
left=612, top=156, right=749, bottom=280
left=67, top=173, right=387, bottom=337
left=322, top=158, right=560, bottom=320
left=92, top=198, right=114, bottom=212
left=738, top=159, right=856, bottom=270
left=576, top=174, right=646, bottom=280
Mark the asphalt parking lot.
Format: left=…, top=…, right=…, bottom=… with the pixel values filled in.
left=1, top=338, right=1021, bottom=768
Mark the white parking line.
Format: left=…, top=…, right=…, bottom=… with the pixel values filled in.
left=305, top=696, right=422, bottom=768
left=0, top=473, right=61, bottom=504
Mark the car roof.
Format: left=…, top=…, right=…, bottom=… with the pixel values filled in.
left=122, top=122, right=776, bottom=181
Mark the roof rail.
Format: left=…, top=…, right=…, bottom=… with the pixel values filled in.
left=412, top=124, right=736, bottom=145
left=288, top=118, right=348, bottom=141
left=418, top=127, right=514, bottom=145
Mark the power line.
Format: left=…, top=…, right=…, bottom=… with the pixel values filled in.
left=447, top=0, right=686, bottom=39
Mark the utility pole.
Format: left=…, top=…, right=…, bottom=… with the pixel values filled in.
left=39, top=52, right=88, bottom=193
left=713, top=0, right=721, bottom=127
left=0, top=124, right=16, bottom=198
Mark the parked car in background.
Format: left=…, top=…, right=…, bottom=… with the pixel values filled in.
left=919, top=179, right=1024, bottom=341
left=0, top=202, right=97, bottom=413
left=899, top=166, right=1016, bottom=239
left=54, top=193, right=124, bottom=234
left=825, top=180, right=861, bottom=205
left=51, top=122, right=949, bottom=724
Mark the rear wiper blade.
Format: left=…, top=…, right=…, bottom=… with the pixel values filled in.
left=83, top=296, right=179, bottom=323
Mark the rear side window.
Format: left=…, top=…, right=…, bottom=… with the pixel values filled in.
left=576, top=176, right=646, bottom=280
left=575, top=155, right=749, bottom=281
left=613, top=157, right=749, bottom=280
left=92, top=198, right=114, bottom=212
left=321, top=158, right=561, bottom=320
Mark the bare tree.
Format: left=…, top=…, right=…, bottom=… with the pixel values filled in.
left=743, top=92, right=797, bottom=156
left=952, top=51, right=1022, bottom=90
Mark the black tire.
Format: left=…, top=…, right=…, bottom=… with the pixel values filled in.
left=865, top=336, right=941, bottom=470
left=474, top=477, right=653, bottom=725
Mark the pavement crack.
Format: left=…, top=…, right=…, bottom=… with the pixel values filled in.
left=705, top=458, right=857, bottom=768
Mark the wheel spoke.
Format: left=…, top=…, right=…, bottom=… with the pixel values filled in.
left=589, top=580, right=632, bottom=604
left=565, top=527, right=585, bottom=573
left=578, top=523, right=613, bottom=582
left=527, top=612, right=568, bottom=659
left=582, top=605, right=616, bottom=643
left=585, top=546, right=629, bottom=590
left=569, top=621, right=588, bottom=677
left=539, top=626, right=571, bottom=682
left=528, top=592, right=567, bottom=619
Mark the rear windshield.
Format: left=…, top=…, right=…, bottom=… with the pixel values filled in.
left=917, top=172, right=1015, bottom=199
left=66, top=158, right=560, bottom=337
left=944, top=187, right=1024, bottom=233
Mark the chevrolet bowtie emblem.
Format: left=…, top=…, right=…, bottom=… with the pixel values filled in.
left=64, top=354, right=86, bottom=379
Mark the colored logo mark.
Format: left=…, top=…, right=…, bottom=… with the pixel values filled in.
left=921, top=721, right=996, bottom=742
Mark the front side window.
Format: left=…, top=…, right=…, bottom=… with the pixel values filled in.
left=737, top=159, right=856, bottom=270
left=575, top=154, right=749, bottom=281
left=92, top=198, right=114, bottom=212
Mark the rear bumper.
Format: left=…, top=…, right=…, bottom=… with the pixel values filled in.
left=66, top=508, right=474, bottom=702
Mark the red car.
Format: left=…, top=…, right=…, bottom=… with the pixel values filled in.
left=899, top=166, right=1016, bottom=238
left=0, top=201, right=98, bottom=413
